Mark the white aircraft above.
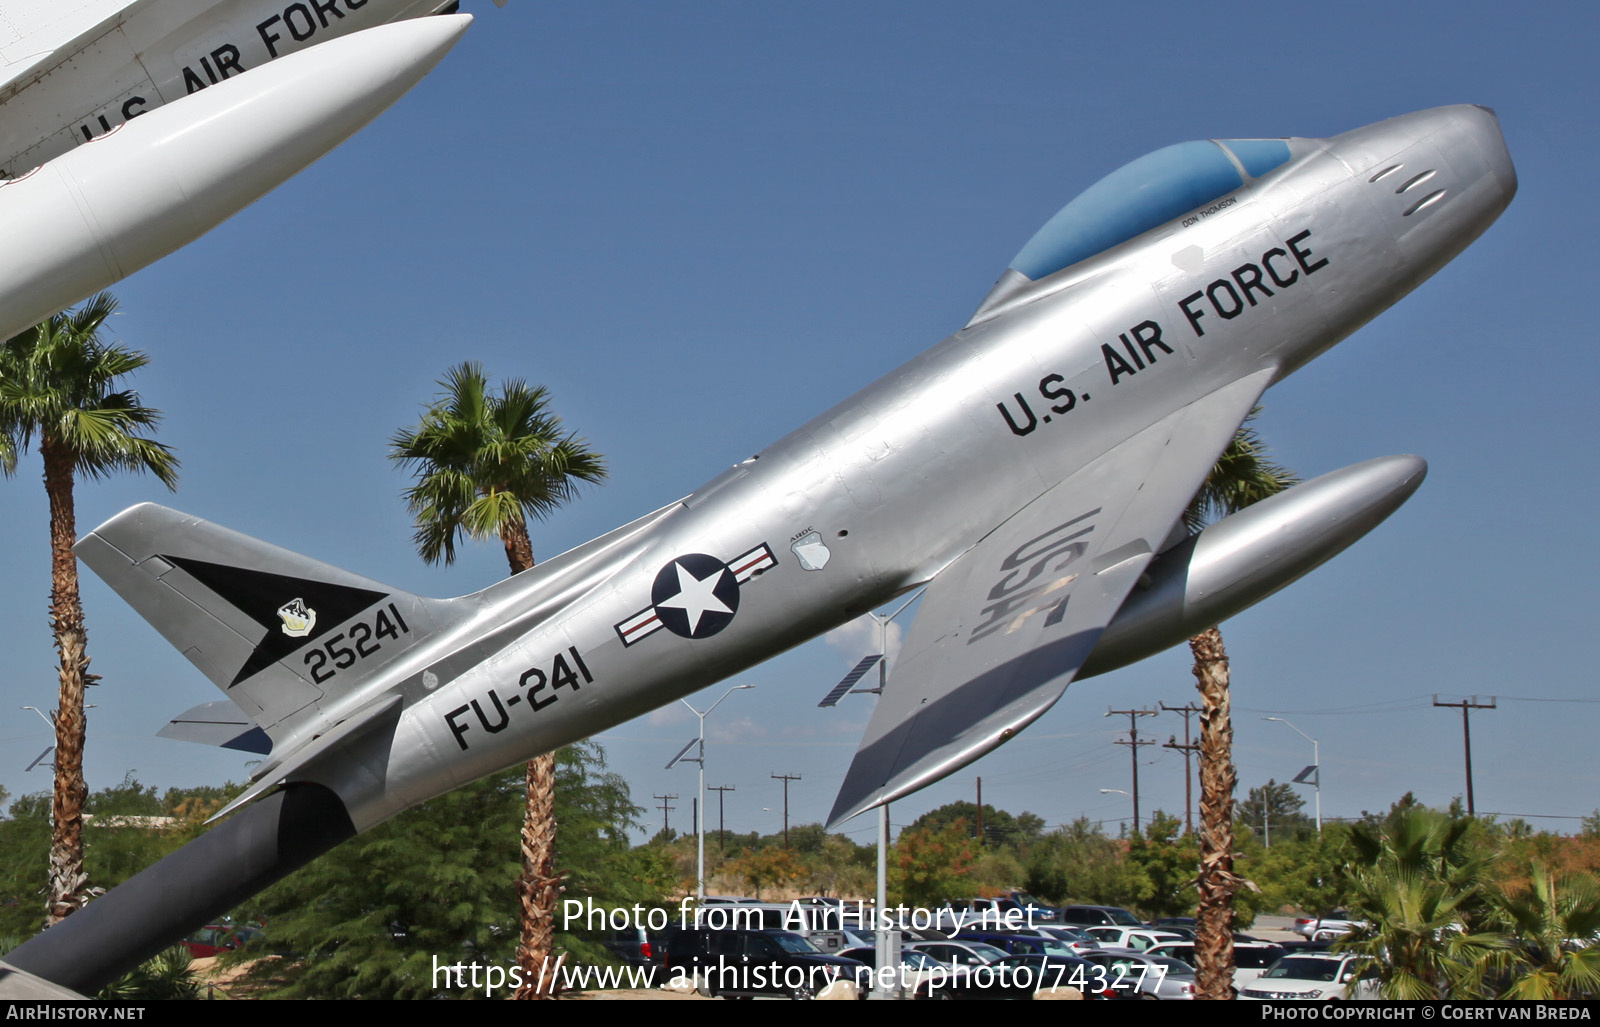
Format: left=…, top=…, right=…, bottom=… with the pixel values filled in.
left=3, top=104, right=1515, bottom=995
left=0, top=0, right=491, bottom=343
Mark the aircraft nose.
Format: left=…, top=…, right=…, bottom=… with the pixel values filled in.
left=1425, top=104, right=1518, bottom=226
left=1333, top=105, right=1516, bottom=205
left=1461, top=104, right=1518, bottom=202
left=1332, top=105, right=1516, bottom=246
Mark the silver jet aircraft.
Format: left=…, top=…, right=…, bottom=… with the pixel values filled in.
left=3, top=104, right=1515, bottom=994
left=0, top=0, right=493, bottom=342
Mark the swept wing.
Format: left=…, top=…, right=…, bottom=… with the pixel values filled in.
left=828, top=367, right=1275, bottom=826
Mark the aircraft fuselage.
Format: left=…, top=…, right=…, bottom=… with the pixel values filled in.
left=321, top=105, right=1517, bottom=830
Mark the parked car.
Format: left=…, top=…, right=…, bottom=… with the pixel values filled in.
left=836, top=945, right=969, bottom=999
left=1080, top=926, right=1185, bottom=952
left=682, top=901, right=850, bottom=953
left=597, top=922, right=669, bottom=967
left=658, top=927, right=859, bottom=999
left=941, top=896, right=1056, bottom=930
left=953, top=929, right=1079, bottom=959
left=1292, top=909, right=1364, bottom=940
left=1056, top=904, right=1144, bottom=928
left=1077, top=949, right=1199, bottom=999
left=1238, top=952, right=1380, bottom=1000
left=1031, top=925, right=1102, bottom=953
left=1146, top=940, right=1286, bottom=990
left=906, top=938, right=1010, bottom=968
left=993, top=890, right=1066, bottom=924
left=182, top=922, right=262, bottom=959
left=978, top=954, right=1116, bottom=1000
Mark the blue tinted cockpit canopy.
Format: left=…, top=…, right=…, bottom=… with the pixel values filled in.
left=1008, top=138, right=1292, bottom=284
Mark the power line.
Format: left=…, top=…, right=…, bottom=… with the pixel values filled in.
left=653, top=793, right=678, bottom=835
left=1106, top=707, right=1158, bottom=832
left=708, top=784, right=735, bottom=853
left=771, top=773, right=801, bottom=848
left=1161, top=701, right=1201, bottom=835
left=1433, top=695, right=1496, bottom=816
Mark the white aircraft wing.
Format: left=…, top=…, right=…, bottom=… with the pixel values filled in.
left=826, top=367, right=1276, bottom=826
left=0, top=0, right=130, bottom=94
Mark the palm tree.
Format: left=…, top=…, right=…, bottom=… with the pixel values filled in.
left=1338, top=808, right=1507, bottom=998
left=1497, top=867, right=1600, bottom=999
left=1183, top=409, right=1296, bottom=1000
left=0, top=292, right=178, bottom=925
left=389, top=362, right=605, bottom=999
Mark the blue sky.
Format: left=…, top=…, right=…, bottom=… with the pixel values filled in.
left=1, top=1, right=1595, bottom=848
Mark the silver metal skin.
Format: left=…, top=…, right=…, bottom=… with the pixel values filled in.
left=0, top=0, right=456, bottom=178
left=0, top=105, right=1513, bottom=996
left=1078, top=454, right=1429, bottom=679
left=0, top=2, right=472, bottom=341
left=78, top=106, right=1514, bottom=838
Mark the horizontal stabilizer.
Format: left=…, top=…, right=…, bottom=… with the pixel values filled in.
left=157, top=700, right=271, bottom=754
left=206, top=694, right=402, bottom=823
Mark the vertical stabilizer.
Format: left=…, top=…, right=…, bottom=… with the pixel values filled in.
left=76, top=503, right=453, bottom=741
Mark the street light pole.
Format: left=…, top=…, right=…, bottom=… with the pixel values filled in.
left=1263, top=716, right=1320, bottom=834
left=865, top=593, right=917, bottom=1002
left=1099, top=788, right=1132, bottom=833
left=677, top=684, right=754, bottom=904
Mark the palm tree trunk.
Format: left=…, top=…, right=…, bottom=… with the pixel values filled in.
left=42, top=437, right=91, bottom=925
left=515, top=752, right=562, bottom=999
left=503, top=524, right=534, bottom=575
left=1192, top=625, right=1238, bottom=1000
left=503, top=525, right=560, bottom=999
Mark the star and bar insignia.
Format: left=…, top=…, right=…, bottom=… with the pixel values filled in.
left=614, top=543, right=777, bottom=647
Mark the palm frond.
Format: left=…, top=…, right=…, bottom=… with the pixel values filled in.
left=390, top=363, right=606, bottom=569
left=0, top=293, right=177, bottom=490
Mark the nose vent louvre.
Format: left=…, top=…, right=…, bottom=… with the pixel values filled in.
left=1402, top=190, right=1447, bottom=217
left=1369, top=164, right=1403, bottom=183
left=1396, top=169, right=1437, bottom=194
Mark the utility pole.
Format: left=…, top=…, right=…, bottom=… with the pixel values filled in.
left=976, top=777, right=984, bottom=845
left=1161, top=701, right=1202, bottom=835
left=654, top=793, right=678, bottom=836
left=771, top=773, right=801, bottom=847
left=1107, top=707, right=1158, bottom=832
left=1433, top=695, right=1496, bottom=815
left=709, top=785, right=735, bottom=854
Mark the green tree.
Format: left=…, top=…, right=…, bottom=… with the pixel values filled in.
left=1248, top=821, right=1353, bottom=917
left=1338, top=807, right=1507, bottom=999
left=905, top=801, right=1046, bottom=849
left=0, top=293, right=178, bottom=924
left=231, top=743, right=641, bottom=998
left=390, top=362, right=604, bottom=998
left=724, top=847, right=807, bottom=900
left=1183, top=410, right=1297, bottom=999
left=805, top=833, right=874, bottom=899
left=1496, top=867, right=1600, bottom=999
left=1237, top=779, right=1312, bottom=846
left=890, top=818, right=977, bottom=907
left=1127, top=811, right=1200, bottom=919
left=1024, top=816, right=1142, bottom=908
left=0, top=778, right=245, bottom=940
